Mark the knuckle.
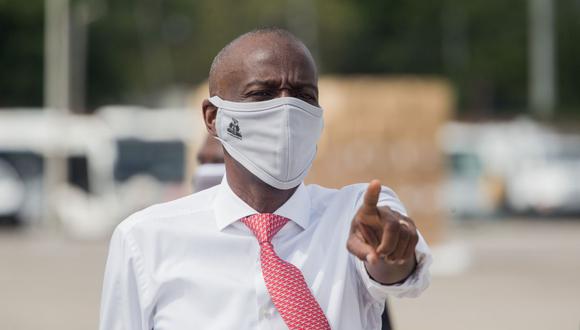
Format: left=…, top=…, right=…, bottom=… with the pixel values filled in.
left=394, top=249, right=405, bottom=259
left=378, top=207, right=393, bottom=219
left=346, top=239, right=353, bottom=250
left=385, top=220, right=400, bottom=233
left=408, top=245, right=417, bottom=258
left=409, top=228, right=418, bottom=239
left=382, top=239, right=396, bottom=254
left=379, top=245, right=390, bottom=254
left=411, top=235, right=419, bottom=247
left=399, top=228, right=411, bottom=239
left=349, top=221, right=356, bottom=233
left=347, top=246, right=361, bottom=259
left=346, top=236, right=357, bottom=249
left=354, top=215, right=366, bottom=225
left=351, top=218, right=364, bottom=231
left=382, top=241, right=396, bottom=255
left=350, top=219, right=359, bottom=231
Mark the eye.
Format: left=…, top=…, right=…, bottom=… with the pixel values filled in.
left=247, top=90, right=274, bottom=100
left=300, top=93, right=314, bottom=100
left=298, top=92, right=317, bottom=104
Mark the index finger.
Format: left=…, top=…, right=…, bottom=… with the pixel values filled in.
left=362, top=179, right=381, bottom=212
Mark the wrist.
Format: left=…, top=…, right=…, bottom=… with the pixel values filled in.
left=365, top=254, right=417, bottom=285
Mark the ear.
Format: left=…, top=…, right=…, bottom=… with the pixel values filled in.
left=202, top=99, right=218, bottom=136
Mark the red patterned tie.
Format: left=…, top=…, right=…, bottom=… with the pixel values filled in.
left=242, top=214, right=331, bottom=330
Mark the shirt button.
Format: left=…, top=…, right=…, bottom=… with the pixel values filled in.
left=268, top=307, right=276, bottom=318
left=260, top=306, right=277, bottom=319
left=260, top=307, right=269, bottom=319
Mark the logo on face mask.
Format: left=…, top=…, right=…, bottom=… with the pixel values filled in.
left=227, top=118, right=242, bottom=139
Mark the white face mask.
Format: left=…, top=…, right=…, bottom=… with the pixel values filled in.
left=193, top=163, right=225, bottom=192
left=209, top=96, right=324, bottom=190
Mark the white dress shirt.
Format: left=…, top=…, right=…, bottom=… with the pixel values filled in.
left=100, top=178, right=432, bottom=330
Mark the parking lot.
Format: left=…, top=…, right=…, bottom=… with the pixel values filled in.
left=1, top=218, right=579, bottom=330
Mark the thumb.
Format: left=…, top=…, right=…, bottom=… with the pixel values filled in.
left=361, top=179, right=381, bottom=215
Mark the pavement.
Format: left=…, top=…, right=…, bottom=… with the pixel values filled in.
left=390, top=219, right=580, bottom=330
left=1, top=218, right=579, bottom=330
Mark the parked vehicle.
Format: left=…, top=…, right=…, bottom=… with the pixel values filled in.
left=0, top=107, right=199, bottom=236
left=440, top=118, right=580, bottom=217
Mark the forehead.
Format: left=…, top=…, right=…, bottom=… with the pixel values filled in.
left=223, top=36, right=318, bottom=89
left=242, top=41, right=316, bottom=79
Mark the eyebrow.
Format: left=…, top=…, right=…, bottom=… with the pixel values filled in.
left=244, top=79, right=318, bottom=92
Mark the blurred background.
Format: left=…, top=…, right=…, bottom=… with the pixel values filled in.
left=1, top=0, right=579, bottom=329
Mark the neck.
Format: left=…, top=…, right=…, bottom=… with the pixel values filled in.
left=225, top=156, right=298, bottom=213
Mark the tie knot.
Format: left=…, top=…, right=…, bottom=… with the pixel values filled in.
left=242, top=213, right=289, bottom=243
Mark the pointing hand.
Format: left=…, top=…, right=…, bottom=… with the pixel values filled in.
left=347, top=180, right=418, bottom=271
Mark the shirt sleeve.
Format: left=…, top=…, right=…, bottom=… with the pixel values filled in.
left=99, top=225, right=152, bottom=330
left=354, top=185, right=433, bottom=301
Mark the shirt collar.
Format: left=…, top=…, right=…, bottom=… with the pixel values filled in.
left=212, top=175, right=311, bottom=231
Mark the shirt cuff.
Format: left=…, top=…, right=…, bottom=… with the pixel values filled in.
left=355, top=230, right=433, bottom=301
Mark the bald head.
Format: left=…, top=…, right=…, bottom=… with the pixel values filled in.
left=207, top=28, right=319, bottom=105
left=201, top=28, right=320, bottom=194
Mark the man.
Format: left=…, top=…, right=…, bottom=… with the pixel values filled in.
left=192, top=135, right=226, bottom=192
left=100, top=28, right=432, bottom=330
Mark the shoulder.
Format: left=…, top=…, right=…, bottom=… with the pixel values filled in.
left=114, top=185, right=220, bottom=238
left=306, top=182, right=394, bottom=200
left=305, top=182, right=406, bottom=214
left=305, top=182, right=368, bottom=198
left=304, top=183, right=367, bottom=210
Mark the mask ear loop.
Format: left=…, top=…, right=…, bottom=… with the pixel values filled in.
left=208, top=96, right=223, bottom=108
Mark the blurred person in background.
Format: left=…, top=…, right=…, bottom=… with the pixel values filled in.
left=193, top=135, right=226, bottom=192
left=100, top=28, right=431, bottom=330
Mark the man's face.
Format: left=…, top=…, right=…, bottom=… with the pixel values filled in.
left=201, top=33, right=322, bottom=191
left=213, top=36, right=319, bottom=107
